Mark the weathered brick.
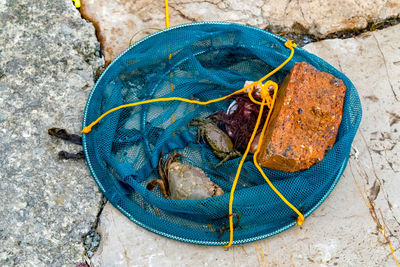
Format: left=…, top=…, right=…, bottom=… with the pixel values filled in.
left=257, top=62, right=346, bottom=172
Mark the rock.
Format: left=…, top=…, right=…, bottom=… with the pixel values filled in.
left=80, top=0, right=189, bottom=65
left=257, top=62, right=346, bottom=172
left=91, top=24, right=400, bottom=266
left=0, top=0, right=103, bottom=265
left=80, top=0, right=400, bottom=65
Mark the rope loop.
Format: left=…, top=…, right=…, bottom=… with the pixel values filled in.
left=285, top=40, right=297, bottom=49
left=297, top=215, right=305, bottom=226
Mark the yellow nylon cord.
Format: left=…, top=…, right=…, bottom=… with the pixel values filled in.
left=253, top=83, right=305, bottom=225
left=82, top=41, right=296, bottom=134
left=259, top=41, right=296, bottom=83
left=246, top=41, right=296, bottom=107
left=72, top=0, right=81, bottom=8
left=165, top=0, right=175, bottom=124
left=81, top=85, right=254, bottom=134
left=224, top=88, right=267, bottom=248
left=224, top=78, right=302, bottom=248
left=81, top=37, right=304, bottom=247
left=222, top=42, right=303, bottom=248
left=164, top=0, right=170, bottom=28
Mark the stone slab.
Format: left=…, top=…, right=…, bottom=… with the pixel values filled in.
left=91, top=24, right=400, bottom=267
left=0, top=0, right=103, bottom=265
left=80, top=0, right=400, bottom=65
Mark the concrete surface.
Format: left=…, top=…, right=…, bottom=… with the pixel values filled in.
left=1, top=0, right=399, bottom=266
left=90, top=24, right=400, bottom=267
left=80, top=0, right=400, bottom=64
left=0, top=0, right=103, bottom=265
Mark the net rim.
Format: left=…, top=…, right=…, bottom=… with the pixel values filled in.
left=82, top=21, right=351, bottom=245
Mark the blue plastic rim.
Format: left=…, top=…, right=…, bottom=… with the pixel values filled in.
left=82, top=22, right=362, bottom=245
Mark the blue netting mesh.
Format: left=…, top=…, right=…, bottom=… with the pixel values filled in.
left=82, top=22, right=362, bottom=245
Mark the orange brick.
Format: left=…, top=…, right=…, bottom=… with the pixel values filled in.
left=257, top=62, right=346, bottom=172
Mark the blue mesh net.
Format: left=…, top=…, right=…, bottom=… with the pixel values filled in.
left=82, top=22, right=362, bottom=245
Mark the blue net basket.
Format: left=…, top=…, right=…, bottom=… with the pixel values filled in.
left=82, top=22, right=362, bottom=245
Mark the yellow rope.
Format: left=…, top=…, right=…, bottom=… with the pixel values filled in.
left=259, top=41, right=296, bottom=82
left=165, top=0, right=175, bottom=124
left=224, top=85, right=267, bottom=248
left=164, top=0, right=170, bottom=29
left=81, top=37, right=303, bottom=247
left=81, top=85, right=252, bottom=134
left=253, top=82, right=305, bottom=226
left=224, top=42, right=302, bottom=247
left=72, top=0, right=81, bottom=8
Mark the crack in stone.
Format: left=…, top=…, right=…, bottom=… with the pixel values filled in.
left=284, top=0, right=293, bottom=15
left=276, top=16, right=400, bottom=47
left=168, top=4, right=199, bottom=22
left=349, top=161, right=400, bottom=251
left=297, top=0, right=306, bottom=23
left=334, top=54, right=344, bottom=73
left=359, top=132, right=400, bottom=243
left=383, top=149, right=398, bottom=173
left=372, top=33, right=399, bottom=101
left=82, top=195, right=107, bottom=265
